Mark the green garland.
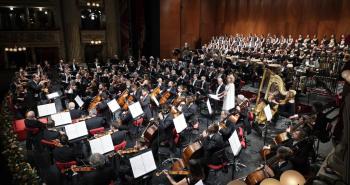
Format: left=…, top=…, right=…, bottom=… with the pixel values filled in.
left=0, top=96, right=40, bottom=185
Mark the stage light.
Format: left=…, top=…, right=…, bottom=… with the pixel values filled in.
left=39, top=7, right=43, bottom=11
left=5, top=48, right=9, bottom=51
left=9, top=7, right=14, bottom=11
left=87, top=2, right=91, bottom=6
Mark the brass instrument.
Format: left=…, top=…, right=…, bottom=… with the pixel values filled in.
left=254, top=68, right=296, bottom=124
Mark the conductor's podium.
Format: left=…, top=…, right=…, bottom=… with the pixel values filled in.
left=13, top=118, right=48, bottom=141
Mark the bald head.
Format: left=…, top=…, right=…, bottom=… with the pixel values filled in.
left=68, top=102, right=76, bottom=110
left=26, top=111, right=36, bottom=119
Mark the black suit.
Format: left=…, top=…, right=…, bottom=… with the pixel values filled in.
left=25, top=119, right=45, bottom=150
left=140, top=94, right=152, bottom=121
left=73, top=165, right=115, bottom=185
left=69, top=109, right=83, bottom=120
left=182, top=103, right=198, bottom=124
left=25, top=80, right=42, bottom=110
left=53, top=145, right=77, bottom=163
left=96, top=100, right=112, bottom=124
left=271, top=160, right=293, bottom=179
left=111, top=130, right=127, bottom=146
left=202, top=133, right=225, bottom=165
left=219, top=120, right=236, bottom=141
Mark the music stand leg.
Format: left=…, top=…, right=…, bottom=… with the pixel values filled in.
left=263, top=121, right=269, bottom=146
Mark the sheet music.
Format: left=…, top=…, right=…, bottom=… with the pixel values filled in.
left=74, top=95, right=84, bottom=107
left=129, top=102, right=144, bottom=118
left=263, top=104, right=273, bottom=121
left=51, top=112, right=72, bottom=126
left=89, top=135, right=114, bottom=154
left=107, top=99, right=121, bottom=112
left=64, top=121, right=88, bottom=140
left=129, top=155, right=144, bottom=178
left=151, top=96, right=159, bottom=107
left=129, top=150, right=157, bottom=178
left=46, top=92, right=60, bottom=99
left=206, top=99, right=213, bottom=115
left=228, top=130, right=242, bottom=156
left=195, top=180, right=204, bottom=185
left=142, top=150, right=157, bottom=172
left=173, top=113, right=187, bottom=133
left=208, top=94, right=220, bottom=100
left=37, top=103, right=57, bottom=117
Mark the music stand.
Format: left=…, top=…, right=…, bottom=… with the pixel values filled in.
left=263, top=104, right=273, bottom=146
left=228, top=130, right=246, bottom=179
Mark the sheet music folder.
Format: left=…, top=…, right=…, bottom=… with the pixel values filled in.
left=129, top=150, right=157, bottom=178
left=228, top=130, right=242, bottom=156
left=89, top=134, right=114, bottom=155
left=64, top=121, right=88, bottom=140
left=37, top=103, right=57, bottom=117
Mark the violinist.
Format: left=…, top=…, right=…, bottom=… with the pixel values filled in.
left=24, top=110, right=45, bottom=150
left=53, top=134, right=81, bottom=163
left=164, top=159, right=205, bottom=185
left=72, top=153, right=116, bottom=185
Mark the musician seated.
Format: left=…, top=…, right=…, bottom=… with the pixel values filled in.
left=218, top=111, right=236, bottom=141
left=68, top=102, right=83, bottom=120
left=96, top=93, right=112, bottom=124
left=164, top=159, right=205, bottom=185
left=270, top=146, right=294, bottom=179
left=72, top=153, right=116, bottom=185
left=201, top=124, right=225, bottom=166
left=25, top=111, right=45, bottom=150
left=53, top=134, right=81, bottom=163
left=181, top=96, right=199, bottom=127
left=263, top=129, right=313, bottom=174
left=41, top=122, right=64, bottom=141
left=110, top=121, right=128, bottom=146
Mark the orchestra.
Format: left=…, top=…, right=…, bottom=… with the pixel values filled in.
left=6, top=33, right=349, bottom=185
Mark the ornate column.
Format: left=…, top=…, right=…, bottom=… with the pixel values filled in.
left=61, top=0, right=82, bottom=63
left=104, top=0, right=121, bottom=58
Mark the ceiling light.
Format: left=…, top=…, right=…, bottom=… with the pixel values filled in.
left=87, top=2, right=91, bottom=6
left=9, top=7, right=14, bottom=11
left=39, top=7, right=43, bottom=11
left=44, top=11, right=48, bottom=15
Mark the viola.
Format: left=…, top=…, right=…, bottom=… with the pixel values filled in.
left=156, top=170, right=190, bottom=176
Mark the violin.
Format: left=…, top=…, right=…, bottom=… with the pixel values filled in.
left=156, top=170, right=190, bottom=176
